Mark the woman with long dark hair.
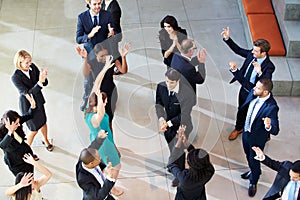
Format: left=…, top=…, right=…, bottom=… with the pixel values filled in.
left=159, top=15, right=187, bottom=67
left=167, top=125, right=215, bottom=200
left=0, top=94, right=39, bottom=176
left=5, top=153, right=52, bottom=200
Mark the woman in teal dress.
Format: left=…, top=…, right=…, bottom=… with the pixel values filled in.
left=84, top=55, right=123, bottom=196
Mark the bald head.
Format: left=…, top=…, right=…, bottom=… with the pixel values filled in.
left=79, top=148, right=99, bottom=165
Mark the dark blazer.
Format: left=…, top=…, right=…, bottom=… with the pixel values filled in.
left=224, top=37, right=275, bottom=91
left=155, top=81, right=195, bottom=141
left=171, top=53, right=206, bottom=93
left=76, top=9, right=113, bottom=53
left=76, top=136, right=115, bottom=200
left=11, top=63, right=48, bottom=115
left=102, top=0, right=121, bottom=34
left=167, top=144, right=215, bottom=200
left=241, top=91, right=280, bottom=146
left=0, top=109, right=35, bottom=176
left=159, top=28, right=187, bottom=67
left=262, top=156, right=300, bottom=200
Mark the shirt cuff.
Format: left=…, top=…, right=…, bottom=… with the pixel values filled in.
left=37, top=82, right=43, bottom=88
left=265, top=126, right=272, bottom=131
left=106, top=176, right=116, bottom=182
left=254, top=155, right=265, bottom=161
left=230, top=68, right=237, bottom=72
left=167, top=120, right=173, bottom=127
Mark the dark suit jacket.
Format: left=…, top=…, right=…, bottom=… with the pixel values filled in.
left=262, top=156, right=300, bottom=200
left=102, top=0, right=121, bottom=34
left=76, top=9, right=113, bottom=53
left=76, top=136, right=115, bottom=200
left=171, top=53, right=206, bottom=93
left=0, top=108, right=35, bottom=176
left=224, top=38, right=275, bottom=91
left=11, top=63, right=48, bottom=114
left=241, top=91, right=279, bottom=146
left=167, top=144, right=215, bottom=200
left=155, top=81, right=195, bottom=141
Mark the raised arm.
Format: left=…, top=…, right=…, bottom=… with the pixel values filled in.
left=5, top=173, right=34, bottom=196
left=114, top=42, right=130, bottom=74
left=91, top=55, right=115, bottom=94
left=22, top=153, right=52, bottom=191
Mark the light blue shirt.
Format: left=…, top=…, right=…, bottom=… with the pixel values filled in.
left=246, top=56, right=266, bottom=84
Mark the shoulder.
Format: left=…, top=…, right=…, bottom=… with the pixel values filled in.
left=79, top=9, right=89, bottom=18
left=100, top=10, right=112, bottom=18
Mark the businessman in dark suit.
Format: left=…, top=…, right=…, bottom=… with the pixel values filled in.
left=221, top=27, right=275, bottom=140
left=170, top=39, right=206, bottom=96
left=155, top=68, right=195, bottom=186
left=76, top=0, right=114, bottom=53
left=76, top=131, right=115, bottom=200
left=240, top=79, right=279, bottom=197
left=252, top=146, right=300, bottom=200
left=76, top=0, right=115, bottom=111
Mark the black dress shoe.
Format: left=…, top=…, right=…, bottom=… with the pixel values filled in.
left=241, top=171, right=251, bottom=179
left=171, top=178, right=179, bottom=187
left=248, top=184, right=257, bottom=197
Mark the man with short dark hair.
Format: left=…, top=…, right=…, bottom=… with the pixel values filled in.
left=240, top=78, right=279, bottom=197
left=221, top=27, right=275, bottom=141
left=76, top=131, right=116, bottom=200
left=155, top=68, right=195, bottom=187
left=252, top=146, right=300, bottom=200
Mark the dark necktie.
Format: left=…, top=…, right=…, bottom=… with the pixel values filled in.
left=245, top=58, right=257, bottom=81
left=95, top=167, right=105, bottom=182
left=93, top=16, right=98, bottom=27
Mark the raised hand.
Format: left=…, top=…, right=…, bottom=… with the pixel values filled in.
left=75, top=46, right=88, bottom=59
left=253, top=61, right=262, bottom=75
left=221, top=26, right=230, bottom=40
left=120, top=42, right=130, bottom=57
left=197, top=48, right=207, bottom=63
left=97, top=129, right=108, bottom=139
left=39, top=68, right=48, bottom=84
left=262, top=117, right=271, bottom=129
left=25, top=94, right=36, bottom=109
left=23, top=153, right=36, bottom=165
left=252, top=146, right=264, bottom=159
left=19, top=172, right=34, bottom=187
left=107, top=23, right=114, bottom=38
left=89, top=26, right=101, bottom=39
left=229, top=61, right=237, bottom=71
left=104, top=55, right=115, bottom=69
left=4, top=118, right=19, bottom=134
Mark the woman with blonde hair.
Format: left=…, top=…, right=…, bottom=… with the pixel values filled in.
left=11, top=50, right=53, bottom=152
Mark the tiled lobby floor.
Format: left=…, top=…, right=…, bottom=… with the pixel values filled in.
left=0, top=0, right=299, bottom=199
